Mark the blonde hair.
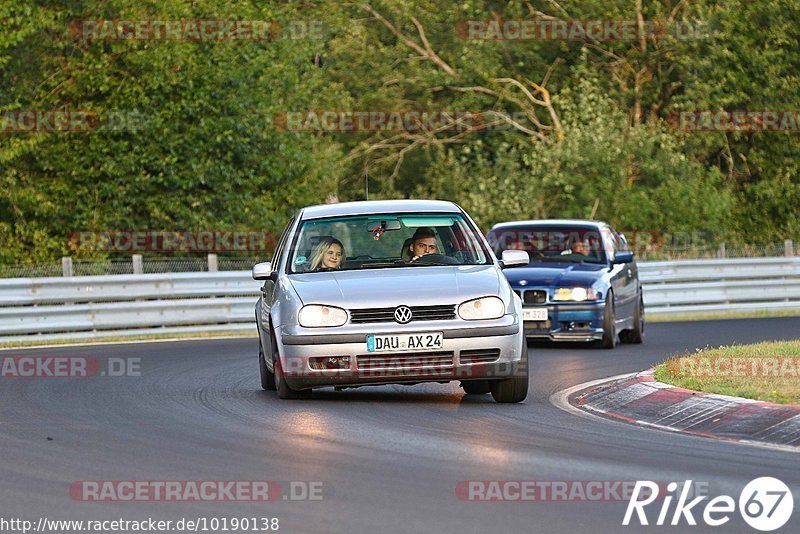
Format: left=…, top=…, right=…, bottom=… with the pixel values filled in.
left=309, top=237, right=344, bottom=270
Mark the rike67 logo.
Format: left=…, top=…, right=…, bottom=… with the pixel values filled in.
left=623, top=478, right=793, bottom=531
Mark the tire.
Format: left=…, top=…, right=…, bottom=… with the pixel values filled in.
left=272, top=330, right=311, bottom=400
left=259, top=337, right=276, bottom=391
left=597, top=293, right=617, bottom=349
left=490, top=350, right=529, bottom=403
left=461, top=380, right=491, bottom=395
left=620, top=294, right=645, bottom=344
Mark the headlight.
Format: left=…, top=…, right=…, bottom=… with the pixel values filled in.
left=552, top=287, right=599, bottom=302
left=298, top=305, right=348, bottom=327
left=458, top=296, right=505, bottom=320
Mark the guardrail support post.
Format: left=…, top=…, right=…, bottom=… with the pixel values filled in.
left=132, top=254, right=143, bottom=275
left=208, top=253, right=218, bottom=272
left=717, top=243, right=726, bottom=259
left=61, top=256, right=73, bottom=277
left=786, top=240, right=794, bottom=257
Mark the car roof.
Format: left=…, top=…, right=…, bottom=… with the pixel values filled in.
left=489, top=219, right=608, bottom=230
left=300, top=199, right=461, bottom=220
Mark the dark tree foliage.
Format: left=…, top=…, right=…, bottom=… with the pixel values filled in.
left=1, top=1, right=796, bottom=263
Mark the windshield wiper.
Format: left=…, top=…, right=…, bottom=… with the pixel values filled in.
left=535, top=256, right=605, bottom=265
left=406, top=260, right=454, bottom=266
left=356, top=260, right=408, bottom=269
left=537, top=256, right=581, bottom=262
left=356, top=260, right=456, bottom=268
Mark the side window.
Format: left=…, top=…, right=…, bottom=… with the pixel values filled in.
left=271, top=216, right=296, bottom=271
left=601, top=227, right=619, bottom=261
left=612, top=228, right=629, bottom=252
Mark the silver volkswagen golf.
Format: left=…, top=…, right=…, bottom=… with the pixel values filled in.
left=252, top=200, right=530, bottom=402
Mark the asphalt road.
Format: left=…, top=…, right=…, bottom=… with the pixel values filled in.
left=2, top=318, right=799, bottom=534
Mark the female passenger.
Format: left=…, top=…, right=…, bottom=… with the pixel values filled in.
left=309, top=237, right=344, bottom=271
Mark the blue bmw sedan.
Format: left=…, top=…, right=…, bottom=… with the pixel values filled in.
left=486, top=220, right=644, bottom=348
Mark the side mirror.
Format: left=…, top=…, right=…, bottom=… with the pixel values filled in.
left=500, top=249, right=529, bottom=268
left=613, top=251, right=634, bottom=264
left=252, top=261, right=274, bottom=280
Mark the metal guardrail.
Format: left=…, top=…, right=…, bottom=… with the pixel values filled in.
left=1, top=257, right=799, bottom=343
left=639, top=257, right=800, bottom=314
left=0, top=272, right=257, bottom=306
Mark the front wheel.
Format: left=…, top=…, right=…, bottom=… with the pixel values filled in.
left=259, top=339, right=276, bottom=391
left=272, top=332, right=311, bottom=400
left=620, top=294, right=645, bottom=344
left=490, top=351, right=529, bottom=403
left=597, top=293, right=617, bottom=349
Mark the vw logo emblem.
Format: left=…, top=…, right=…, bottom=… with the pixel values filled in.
left=519, top=280, right=528, bottom=286
left=394, top=306, right=413, bottom=324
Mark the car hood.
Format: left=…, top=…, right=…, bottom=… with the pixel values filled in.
left=503, top=262, right=608, bottom=288
left=289, top=265, right=501, bottom=307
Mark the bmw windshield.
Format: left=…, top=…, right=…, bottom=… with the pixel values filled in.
left=288, top=213, right=492, bottom=273
left=486, top=226, right=608, bottom=265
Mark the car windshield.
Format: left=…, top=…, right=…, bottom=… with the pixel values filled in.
left=288, top=213, right=492, bottom=273
left=486, top=226, right=608, bottom=264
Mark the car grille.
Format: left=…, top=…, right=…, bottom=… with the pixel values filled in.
left=523, top=290, right=547, bottom=304
left=349, top=305, right=456, bottom=324
left=459, top=349, right=501, bottom=365
left=356, top=351, right=454, bottom=371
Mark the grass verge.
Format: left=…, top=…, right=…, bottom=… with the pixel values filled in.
left=654, top=340, right=800, bottom=404
left=648, top=308, right=800, bottom=323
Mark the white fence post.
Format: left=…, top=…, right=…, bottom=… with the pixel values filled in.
left=786, top=240, right=794, bottom=257
left=208, top=254, right=218, bottom=272
left=61, top=257, right=73, bottom=277
left=132, top=254, right=143, bottom=275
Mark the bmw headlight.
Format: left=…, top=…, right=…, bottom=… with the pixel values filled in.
left=552, top=287, right=599, bottom=302
left=458, top=296, right=505, bottom=320
left=298, top=305, right=348, bottom=327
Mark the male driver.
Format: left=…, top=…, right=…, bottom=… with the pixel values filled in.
left=407, top=227, right=438, bottom=261
left=562, top=238, right=591, bottom=256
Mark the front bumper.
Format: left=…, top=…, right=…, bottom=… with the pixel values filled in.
left=276, top=319, right=524, bottom=390
left=522, top=301, right=605, bottom=342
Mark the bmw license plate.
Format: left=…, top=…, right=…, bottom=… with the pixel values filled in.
left=523, top=308, right=548, bottom=321
left=366, top=332, right=443, bottom=352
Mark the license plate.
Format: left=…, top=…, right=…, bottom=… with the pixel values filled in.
left=366, top=332, right=443, bottom=352
left=523, top=308, right=548, bottom=321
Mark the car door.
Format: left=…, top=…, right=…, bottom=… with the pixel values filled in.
left=259, top=215, right=296, bottom=357
left=606, top=226, right=637, bottom=321
left=602, top=227, right=625, bottom=314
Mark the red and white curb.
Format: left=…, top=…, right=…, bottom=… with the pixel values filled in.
left=551, top=370, right=800, bottom=452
